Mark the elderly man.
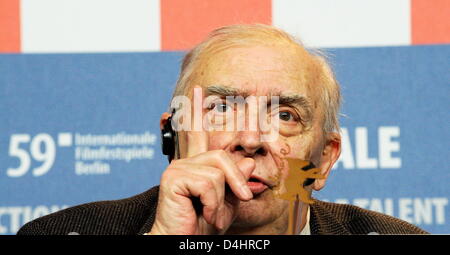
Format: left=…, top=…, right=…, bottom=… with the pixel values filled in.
left=18, top=24, right=426, bottom=235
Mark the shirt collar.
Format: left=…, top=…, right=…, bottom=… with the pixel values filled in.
left=299, top=205, right=311, bottom=235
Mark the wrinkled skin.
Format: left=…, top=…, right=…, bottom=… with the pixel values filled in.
left=149, top=45, right=341, bottom=235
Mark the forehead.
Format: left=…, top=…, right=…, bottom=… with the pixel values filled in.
left=194, top=45, right=320, bottom=99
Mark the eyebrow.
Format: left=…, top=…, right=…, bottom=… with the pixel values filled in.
left=206, top=85, right=247, bottom=97
left=278, top=94, right=311, bottom=110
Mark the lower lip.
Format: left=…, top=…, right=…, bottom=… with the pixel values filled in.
left=247, top=181, right=268, bottom=195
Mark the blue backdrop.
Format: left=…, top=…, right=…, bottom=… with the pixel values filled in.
left=1, top=45, right=449, bottom=234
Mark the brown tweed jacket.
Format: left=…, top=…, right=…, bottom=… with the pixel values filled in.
left=17, top=186, right=427, bottom=235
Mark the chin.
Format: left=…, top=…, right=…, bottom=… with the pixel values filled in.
left=232, top=190, right=287, bottom=228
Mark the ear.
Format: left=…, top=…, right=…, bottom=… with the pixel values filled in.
left=312, top=132, right=341, bottom=191
left=160, top=112, right=172, bottom=130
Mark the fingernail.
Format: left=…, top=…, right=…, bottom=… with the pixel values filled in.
left=240, top=185, right=253, bottom=200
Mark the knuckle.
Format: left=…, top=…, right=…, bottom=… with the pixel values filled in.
left=212, top=150, right=228, bottom=162
left=210, top=168, right=225, bottom=182
left=206, top=195, right=219, bottom=208
left=160, top=168, right=177, bottom=184
left=199, top=179, right=214, bottom=190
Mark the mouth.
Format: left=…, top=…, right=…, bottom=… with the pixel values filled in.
left=246, top=175, right=274, bottom=195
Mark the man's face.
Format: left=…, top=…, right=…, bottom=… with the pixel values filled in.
left=181, top=45, right=329, bottom=229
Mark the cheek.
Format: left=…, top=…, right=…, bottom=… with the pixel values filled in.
left=274, top=135, right=314, bottom=160
left=289, top=138, right=312, bottom=159
left=208, top=131, right=235, bottom=150
left=288, top=132, right=325, bottom=164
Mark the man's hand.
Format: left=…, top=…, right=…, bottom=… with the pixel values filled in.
left=148, top=130, right=255, bottom=235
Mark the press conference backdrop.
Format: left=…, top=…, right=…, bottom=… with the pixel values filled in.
left=1, top=0, right=449, bottom=234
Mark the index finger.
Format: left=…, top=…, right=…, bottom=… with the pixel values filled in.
left=186, top=85, right=209, bottom=157
left=186, top=130, right=209, bottom=157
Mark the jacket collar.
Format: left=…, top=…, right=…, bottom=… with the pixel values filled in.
left=309, top=199, right=351, bottom=235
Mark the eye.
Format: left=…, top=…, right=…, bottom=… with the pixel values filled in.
left=211, top=102, right=231, bottom=113
left=279, top=111, right=299, bottom=122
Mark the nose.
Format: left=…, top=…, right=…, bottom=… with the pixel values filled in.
left=231, top=131, right=268, bottom=157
